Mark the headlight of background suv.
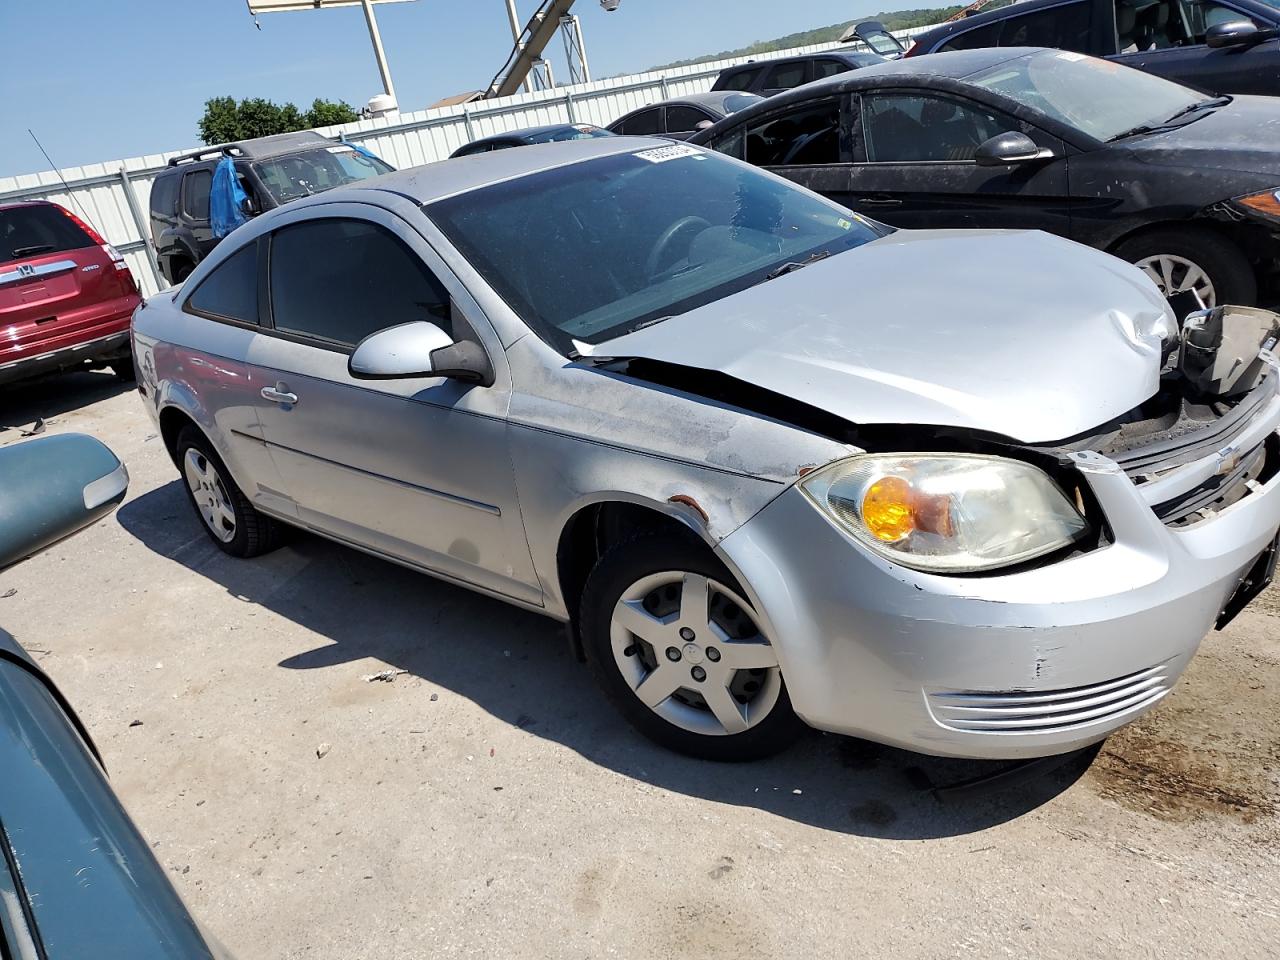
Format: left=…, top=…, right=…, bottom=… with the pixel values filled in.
left=800, top=454, right=1088, bottom=573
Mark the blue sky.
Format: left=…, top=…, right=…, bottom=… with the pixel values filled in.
left=0, top=0, right=940, bottom=178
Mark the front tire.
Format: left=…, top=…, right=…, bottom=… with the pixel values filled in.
left=176, top=426, right=284, bottom=558
left=579, top=533, right=804, bottom=761
left=1114, top=228, right=1256, bottom=311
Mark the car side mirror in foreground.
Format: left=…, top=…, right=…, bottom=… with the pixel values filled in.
left=975, top=131, right=1053, bottom=166
left=348, top=321, right=494, bottom=386
left=695, top=120, right=716, bottom=131
left=0, top=434, right=129, bottom=571
left=1205, top=19, right=1277, bottom=47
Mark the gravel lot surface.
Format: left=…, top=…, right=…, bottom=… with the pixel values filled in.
left=2, top=371, right=1278, bottom=959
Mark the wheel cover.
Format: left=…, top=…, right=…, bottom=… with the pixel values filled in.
left=1134, top=253, right=1216, bottom=310
left=183, top=448, right=236, bottom=543
left=609, top=571, right=781, bottom=737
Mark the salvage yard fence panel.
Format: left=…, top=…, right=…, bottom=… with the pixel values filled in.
left=0, top=26, right=935, bottom=298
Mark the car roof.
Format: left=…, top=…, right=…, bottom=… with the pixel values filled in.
left=725, top=48, right=881, bottom=71
left=468, top=123, right=595, bottom=146
left=668, top=90, right=763, bottom=112
left=320, top=136, right=673, bottom=207
left=165, top=130, right=334, bottom=168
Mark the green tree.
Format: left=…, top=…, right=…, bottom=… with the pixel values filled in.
left=197, top=96, right=360, bottom=144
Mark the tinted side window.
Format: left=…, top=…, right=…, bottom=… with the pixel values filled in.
left=149, top=176, right=179, bottom=217
left=1003, top=2, right=1092, bottom=49
left=1182, top=0, right=1262, bottom=41
left=666, top=105, right=713, bottom=132
left=618, top=109, right=662, bottom=135
left=745, top=101, right=842, bottom=166
left=183, top=170, right=212, bottom=220
left=863, top=94, right=1016, bottom=162
left=938, top=21, right=1005, bottom=51
left=763, top=60, right=810, bottom=90
left=719, top=66, right=762, bottom=91
left=269, top=219, right=450, bottom=348
left=813, top=58, right=851, bottom=80
left=187, top=243, right=259, bottom=324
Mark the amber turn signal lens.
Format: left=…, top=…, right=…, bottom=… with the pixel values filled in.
left=1238, top=189, right=1280, bottom=219
left=861, top=475, right=955, bottom=543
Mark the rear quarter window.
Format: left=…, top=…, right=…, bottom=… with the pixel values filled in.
left=716, top=66, right=763, bottom=91
left=0, top=204, right=95, bottom=264
left=149, top=176, right=180, bottom=217
left=186, top=242, right=259, bottom=324
left=182, top=169, right=212, bottom=221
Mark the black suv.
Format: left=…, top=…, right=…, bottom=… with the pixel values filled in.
left=711, top=49, right=885, bottom=96
left=906, top=0, right=1280, bottom=95
left=148, top=131, right=393, bottom=284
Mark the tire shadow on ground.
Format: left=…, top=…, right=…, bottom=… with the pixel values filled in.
left=118, top=478, right=1095, bottom=841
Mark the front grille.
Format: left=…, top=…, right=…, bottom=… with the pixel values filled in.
left=927, top=664, right=1172, bottom=735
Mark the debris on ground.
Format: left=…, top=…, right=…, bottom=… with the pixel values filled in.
left=1, top=588, right=16, bottom=599
left=129, top=719, right=143, bottom=728
left=19, top=418, right=46, bottom=437
left=316, top=743, right=331, bottom=759
left=429, top=693, right=439, bottom=702
left=362, top=668, right=408, bottom=683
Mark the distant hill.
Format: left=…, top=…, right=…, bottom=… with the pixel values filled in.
left=646, top=6, right=980, bottom=70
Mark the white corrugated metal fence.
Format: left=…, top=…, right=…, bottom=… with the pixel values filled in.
left=0, top=27, right=934, bottom=297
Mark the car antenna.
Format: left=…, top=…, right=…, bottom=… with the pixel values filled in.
left=27, top=128, right=97, bottom=227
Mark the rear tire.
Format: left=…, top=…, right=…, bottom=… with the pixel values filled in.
left=175, top=426, right=284, bottom=558
left=1114, top=228, right=1256, bottom=311
left=579, top=532, right=804, bottom=761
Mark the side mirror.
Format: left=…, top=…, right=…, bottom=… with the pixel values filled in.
left=0, top=434, right=129, bottom=571
left=348, top=321, right=494, bottom=386
left=239, top=196, right=260, bottom=216
left=695, top=119, right=715, bottom=131
left=1205, top=19, right=1271, bottom=47
left=975, top=131, right=1053, bottom=166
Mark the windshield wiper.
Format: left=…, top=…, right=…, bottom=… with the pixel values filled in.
left=762, top=250, right=832, bottom=282
left=1108, top=97, right=1231, bottom=142
left=11, top=243, right=54, bottom=257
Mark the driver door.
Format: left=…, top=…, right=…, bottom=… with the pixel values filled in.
left=843, top=91, right=1075, bottom=237
left=247, top=203, right=540, bottom=605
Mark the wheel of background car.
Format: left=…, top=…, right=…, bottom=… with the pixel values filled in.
left=175, top=426, right=285, bottom=558
left=579, top=532, right=804, bottom=761
left=644, top=216, right=711, bottom=278
left=1114, top=228, right=1257, bottom=310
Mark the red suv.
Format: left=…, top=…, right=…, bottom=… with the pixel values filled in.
left=0, top=200, right=140, bottom=386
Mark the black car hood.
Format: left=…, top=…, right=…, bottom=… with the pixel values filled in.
left=1132, top=96, right=1280, bottom=180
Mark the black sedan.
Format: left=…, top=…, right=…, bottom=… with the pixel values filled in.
left=690, top=47, right=1280, bottom=309
left=905, top=0, right=1280, bottom=96
left=450, top=123, right=612, bottom=159
left=607, top=91, right=763, bottom=140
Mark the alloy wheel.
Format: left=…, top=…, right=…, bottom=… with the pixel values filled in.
left=183, top=448, right=236, bottom=543
left=1134, top=253, right=1216, bottom=310
left=609, top=570, right=781, bottom=736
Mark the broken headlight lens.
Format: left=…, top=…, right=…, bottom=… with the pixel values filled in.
left=801, top=454, right=1088, bottom=573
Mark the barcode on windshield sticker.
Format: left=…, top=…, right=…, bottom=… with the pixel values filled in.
left=634, top=144, right=701, bottom=163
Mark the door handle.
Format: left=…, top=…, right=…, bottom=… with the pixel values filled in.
left=857, top=196, right=902, bottom=206
left=261, top=385, right=298, bottom=405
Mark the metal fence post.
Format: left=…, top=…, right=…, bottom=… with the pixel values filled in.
left=564, top=90, right=576, bottom=123
left=659, top=75, right=670, bottom=97
left=117, top=168, right=164, bottom=291
left=462, top=104, right=476, bottom=142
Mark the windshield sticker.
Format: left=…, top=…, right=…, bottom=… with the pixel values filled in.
left=326, top=145, right=356, bottom=153
left=634, top=144, right=702, bottom=164
left=1056, top=51, right=1086, bottom=61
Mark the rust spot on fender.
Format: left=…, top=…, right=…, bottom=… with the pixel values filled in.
left=668, top=494, right=709, bottom=524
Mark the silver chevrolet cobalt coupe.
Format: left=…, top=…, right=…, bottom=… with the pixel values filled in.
left=132, top=137, right=1280, bottom=762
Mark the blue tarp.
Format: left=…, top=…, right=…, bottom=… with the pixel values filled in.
left=210, top=156, right=249, bottom=239
left=346, top=141, right=385, bottom=165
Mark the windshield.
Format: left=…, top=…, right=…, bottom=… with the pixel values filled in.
left=723, top=93, right=763, bottom=113
left=427, top=146, right=884, bottom=352
left=967, top=50, right=1203, bottom=141
left=523, top=124, right=613, bottom=144
left=252, top=146, right=393, bottom=202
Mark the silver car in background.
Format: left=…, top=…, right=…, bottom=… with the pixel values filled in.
left=131, top=137, right=1280, bottom=761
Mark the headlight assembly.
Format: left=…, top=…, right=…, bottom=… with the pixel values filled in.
left=800, top=454, right=1089, bottom=573
left=1236, top=188, right=1280, bottom=221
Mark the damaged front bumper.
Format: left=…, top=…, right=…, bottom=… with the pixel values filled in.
left=716, top=358, right=1280, bottom=760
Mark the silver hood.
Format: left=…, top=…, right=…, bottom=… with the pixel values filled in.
left=601, top=229, right=1172, bottom=444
